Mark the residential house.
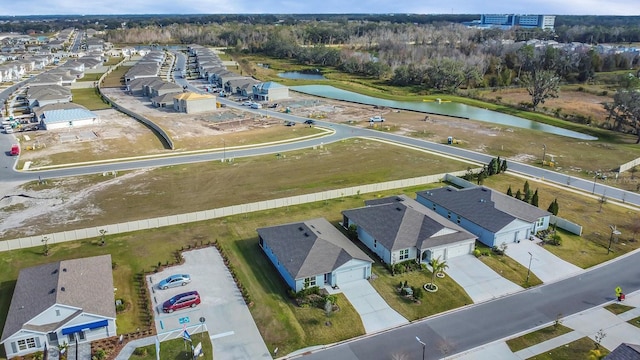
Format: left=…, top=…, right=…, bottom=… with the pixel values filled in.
left=604, top=343, right=640, bottom=360
left=224, top=78, right=260, bottom=97
left=34, top=103, right=99, bottom=130
left=126, top=77, right=162, bottom=96
left=148, top=82, right=183, bottom=98
left=0, top=255, right=116, bottom=359
left=258, top=218, right=374, bottom=292
left=29, top=73, right=63, bottom=87
left=173, top=92, right=216, bottom=114
left=416, top=186, right=551, bottom=247
left=342, top=195, right=476, bottom=265
left=252, top=81, right=289, bottom=102
left=152, top=92, right=181, bottom=108
left=27, top=85, right=72, bottom=109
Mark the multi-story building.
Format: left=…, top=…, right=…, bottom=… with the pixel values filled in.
left=470, top=14, right=555, bottom=30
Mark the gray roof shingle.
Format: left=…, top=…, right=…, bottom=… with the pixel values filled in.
left=1, top=255, right=115, bottom=342
left=343, top=195, right=476, bottom=252
left=417, top=186, right=550, bottom=233
left=604, top=343, right=640, bottom=360
left=257, top=218, right=372, bottom=280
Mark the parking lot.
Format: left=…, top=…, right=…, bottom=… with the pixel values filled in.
left=146, top=247, right=271, bottom=359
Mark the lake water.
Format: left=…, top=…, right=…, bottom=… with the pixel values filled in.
left=291, top=85, right=597, bottom=140
left=278, top=72, right=327, bottom=80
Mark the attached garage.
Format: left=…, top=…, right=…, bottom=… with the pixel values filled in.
left=335, top=265, right=367, bottom=284
left=445, top=241, right=474, bottom=259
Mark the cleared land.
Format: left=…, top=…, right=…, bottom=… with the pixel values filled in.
left=0, top=139, right=470, bottom=239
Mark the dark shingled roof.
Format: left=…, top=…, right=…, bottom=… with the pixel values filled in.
left=342, top=195, right=476, bottom=251
left=604, top=343, right=640, bottom=360
left=257, top=218, right=372, bottom=280
left=416, top=186, right=550, bottom=233
left=1, top=255, right=115, bottom=342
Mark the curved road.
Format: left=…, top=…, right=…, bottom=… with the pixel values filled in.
left=2, top=52, right=640, bottom=359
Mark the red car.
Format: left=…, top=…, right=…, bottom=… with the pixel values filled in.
left=162, top=291, right=201, bottom=313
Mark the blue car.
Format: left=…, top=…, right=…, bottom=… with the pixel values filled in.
left=158, top=274, right=191, bottom=290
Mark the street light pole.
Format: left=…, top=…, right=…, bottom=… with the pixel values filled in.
left=592, top=172, right=599, bottom=194
left=541, top=144, right=546, bottom=167
left=526, top=252, right=533, bottom=284
left=415, top=336, right=426, bottom=360
left=223, top=139, right=226, bottom=162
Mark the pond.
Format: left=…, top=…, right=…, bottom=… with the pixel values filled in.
left=278, top=72, right=327, bottom=80
left=291, top=85, right=597, bottom=140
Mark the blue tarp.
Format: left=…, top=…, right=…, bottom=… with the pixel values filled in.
left=61, top=319, right=108, bottom=335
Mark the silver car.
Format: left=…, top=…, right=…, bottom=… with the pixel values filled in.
left=158, top=274, right=191, bottom=290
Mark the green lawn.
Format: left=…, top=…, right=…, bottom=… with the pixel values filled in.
left=527, top=337, right=609, bottom=360
left=71, top=88, right=112, bottom=110
left=77, top=73, right=105, bottom=82
left=369, top=261, right=473, bottom=321
left=101, top=65, right=132, bottom=88
left=132, top=331, right=213, bottom=360
left=482, top=174, right=640, bottom=268
left=628, top=316, right=640, bottom=329
left=476, top=243, right=543, bottom=288
left=506, top=324, right=572, bottom=352
left=604, top=303, right=635, bottom=315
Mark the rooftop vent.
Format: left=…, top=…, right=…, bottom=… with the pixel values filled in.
left=396, top=207, right=402, bottom=211
left=446, top=188, right=452, bottom=192
left=62, top=268, right=67, bottom=272
left=49, top=289, right=55, bottom=294
left=52, top=269, right=58, bottom=274
left=481, top=188, right=488, bottom=192
left=60, top=287, right=65, bottom=292
left=304, top=232, right=309, bottom=237
left=480, top=199, right=486, bottom=203
left=298, top=226, right=304, bottom=231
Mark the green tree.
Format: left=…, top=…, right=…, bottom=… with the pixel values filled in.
left=501, top=159, right=508, bottom=173
left=547, top=198, right=559, bottom=216
left=531, top=189, right=539, bottom=207
left=427, top=256, right=448, bottom=291
left=506, top=185, right=513, bottom=197
left=515, top=189, right=522, bottom=200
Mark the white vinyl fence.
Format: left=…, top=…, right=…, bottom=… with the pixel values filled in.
left=0, top=170, right=478, bottom=252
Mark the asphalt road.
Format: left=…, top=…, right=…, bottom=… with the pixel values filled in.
left=300, top=251, right=640, bottom=360
left=3, top=61, right=640, bottom=207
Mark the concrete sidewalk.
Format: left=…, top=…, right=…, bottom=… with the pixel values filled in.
left=114, top=337, right=155, bottom=360
left=450, top=291, right=640, bottom=359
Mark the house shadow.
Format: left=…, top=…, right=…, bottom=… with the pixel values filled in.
left=233, top=237, right=291, bottom=301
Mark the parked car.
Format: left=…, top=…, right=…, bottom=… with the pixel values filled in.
left=268, top=103, right=278, bottom=108
left=250, top=102, right=263, bottom=109
left=285, top=121, right=296, bottom=127
left=158, top=274, right=191, bottom=290
left=242, top=101, right=253, bottom=106
left=162, top=291, right=201, bottom=313
left=304, top=119, right=315, bottom=125
left=369, top=115, right=385, bottom=122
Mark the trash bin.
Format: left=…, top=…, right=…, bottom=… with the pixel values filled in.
left=447, top=136, right=453, bottom=145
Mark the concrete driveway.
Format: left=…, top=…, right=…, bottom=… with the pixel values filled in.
left=445, top=255, right=523, bottom=303
left=147, top=247, right=271, bottom=359
left=337, top=280, right=408, bottom=333
left=505, top=240, right=582, bottom=283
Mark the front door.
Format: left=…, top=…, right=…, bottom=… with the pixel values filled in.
left=48, top=332, right=58, bottom=346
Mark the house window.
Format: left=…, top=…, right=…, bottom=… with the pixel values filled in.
left=17, top=338, right=37, bottom=351
left=457, top=215, right=461, bottom=224
left=538, top=218, right=544, bottom=227
left=304, top=277, right=316, bottom=287
left=432, top=204, right=436, bottom=211
left=56, top=309, right=61, bottom=316
left=399, top=249, right=409, bottom=260
left=447, top=212, right=451, bottom=219
left=374, top=239, right=377, bottom=248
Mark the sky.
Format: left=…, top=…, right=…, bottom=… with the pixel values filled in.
left=2, top=0, right=640, bottom=16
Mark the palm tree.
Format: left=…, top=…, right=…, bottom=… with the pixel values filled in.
left=428, top=256, right=448, bottom=290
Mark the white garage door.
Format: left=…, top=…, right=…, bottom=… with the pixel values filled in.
left=336, top=267, right=365, bottom=284
left=447, top=243, right=472, bottom=259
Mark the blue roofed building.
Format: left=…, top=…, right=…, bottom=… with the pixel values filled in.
left=33, top=103, right=99, bottom=130
left=252, top=81, right=289, bottom=102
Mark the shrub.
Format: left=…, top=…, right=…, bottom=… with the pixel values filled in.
left=133, top=348, right=147, bottom=356
left=473, top=248, right=481, bottom=258
left=547, top=234, right=562, bottom=246
left=413, top=287, right=424, bottom=300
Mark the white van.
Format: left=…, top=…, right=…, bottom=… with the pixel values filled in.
left=250, top=103, right=263, bottom=109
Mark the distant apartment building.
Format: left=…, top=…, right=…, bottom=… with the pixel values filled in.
left=468, top=14, right=555, bottom=30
